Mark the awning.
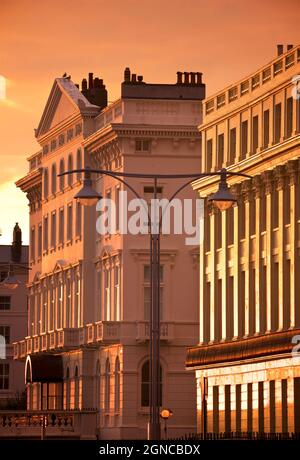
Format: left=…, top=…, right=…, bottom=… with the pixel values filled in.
left=25, top=354, right=64, bottom=384
left=186, top=328, right=300, bottom=368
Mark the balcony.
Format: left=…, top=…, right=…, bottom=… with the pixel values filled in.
left=13, top=322, right=121, bottom=359
left=0, top=410, right=97, bottom=439
left=57, top=328, right=81, bottom=349
left=136, top=321, right=174, bottom=342
left=95, top=321, right=121, bottom=343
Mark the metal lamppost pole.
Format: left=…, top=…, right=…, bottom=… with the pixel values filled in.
left=59, top=166, right=250, bottom=440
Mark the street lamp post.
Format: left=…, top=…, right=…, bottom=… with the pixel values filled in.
left=59, top=166, right=250, bottom=440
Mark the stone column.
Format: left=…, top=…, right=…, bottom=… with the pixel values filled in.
left=270, top=94, right=275, bottom=144
left=218, top=385, right=225, bottom=433
left=263, top=380, right=270, bottom=433
left=275, top=165, right=286, bottom=331
left=292, top=90, right=297, bottom=136
left=287, top=377, right=295, bottom=433
left=221, top=209, right=228, bottom=341
left=253, top=176, right=262, bottom=335
left=232, top=185, right=240, bottom=339
left=241, top=383, right=248, bottom=432
left=241, top=180, right=252, bottom=337
left=225, top=118, right=230, bottom=166
left=275, top=380, right=282, bottom=432
left=207, top=383, right=213, bottom=433
left=199, top=201, right=206, bottom=344
left=287, top=160, right=300, bottom=328
left=252, top=382, right=259, bottom=432
left=263, top=171, right=274, bottom=332
left=209, top=207, right=217, bottom=342
left=231, top=385, right=237, bottom=432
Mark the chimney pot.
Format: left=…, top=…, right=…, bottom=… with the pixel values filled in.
left=137, top=75, right=143, bottom=83
left=277, top=44, right=284, bottom=56
left=82, top=78, right=87, bottom=91
left=131, top=73, right=137, bottom=83
left=196, top=72, right=202, bottom=85
left=176, top=71, right=183, bottom=84
left=88, top=72, right=94, bottom=89
left=124, top=67, right=131, bottom=82
left=190, top=72, right=196, bottom=84
left=184, top=72, right=189, bottom=84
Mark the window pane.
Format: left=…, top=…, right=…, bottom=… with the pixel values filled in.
left=0, top=296, right=11, bottom=310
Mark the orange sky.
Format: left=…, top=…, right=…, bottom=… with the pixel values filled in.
left=0, top=0, right=299, bottom=244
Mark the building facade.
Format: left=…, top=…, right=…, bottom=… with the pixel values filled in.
left=13, top=69, right=205, bottom=438
left=187, top=44, right=300, bottom=436
left=0, top=224, right=28, bottom=408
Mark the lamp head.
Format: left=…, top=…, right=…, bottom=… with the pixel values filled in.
left=0, top=270, right=20, bottom=289
left=74, top=168, right=102, bottom=206
left=208, top=169, right=236, bottom=211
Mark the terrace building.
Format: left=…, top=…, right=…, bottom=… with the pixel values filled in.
left=12, top=69, right=205, bottom=439
left=0, top=224, right=28, bottom=408
left=187, top=44, right=300, bottom=437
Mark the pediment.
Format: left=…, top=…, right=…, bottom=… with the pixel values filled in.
left=35, top=77, right=100, bottom=139
left=53, top=259, right=68, bottom=272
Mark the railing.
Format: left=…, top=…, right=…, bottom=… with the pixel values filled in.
left=204, top=45, right=300, bottom=116
left=0, top=410, right=98, bottom=439
left=170, top=431, right=300, bottom=441
left=95, top=322, right=121, bottom=343
left=14, top=323, right=121, bottom=359
left=136, top=321, right=174, bottom=342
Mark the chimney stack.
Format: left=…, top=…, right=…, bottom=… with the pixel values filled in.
left=81, top=73, right=108, bottom=110
left=277, top=44, right=284, bottom=56
left=11, top=223, right=22, bottom=263
left=287, top=44, right=294, bottom=51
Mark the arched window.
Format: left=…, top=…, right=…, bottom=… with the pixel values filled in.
left=95, top=360, right=101, bottom=409
left=43, top=168, right=49, bottom=199
left=51, top=163, right=56, bottom=195
left=59, top=159, right=65, bottom=191
left=114, top=357, right=120, bottom=412
left=68, top=154, right=73, bottom=186
left=65, top=367, right=70, bottom=410
left=141, top=360, right=162, bottom=407
left=74, top=366, right=79, bottom=409
left=76, top=149, right=82, bottom=181
left=105, top=359, right=110, bottom=412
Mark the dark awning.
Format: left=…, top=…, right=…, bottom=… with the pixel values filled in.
left=186, top=328, right=300, bottom=368
left=25, top=354, right=64, bottom=384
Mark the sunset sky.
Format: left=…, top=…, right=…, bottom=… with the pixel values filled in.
left=0, top=0, right=299, bottom=244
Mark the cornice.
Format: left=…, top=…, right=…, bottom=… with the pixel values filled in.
left=192, top=133, right=300, bottom=195
left=37, top=111, right=83, bottom=145
left=15, top=168, right=42, bottom=192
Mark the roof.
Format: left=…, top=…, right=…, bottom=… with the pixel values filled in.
left=0, top=245, right=29, bottom=264
left=35, top=77, right=100, bottom=138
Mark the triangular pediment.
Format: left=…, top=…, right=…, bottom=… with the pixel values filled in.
left=36, top=77, right=100, bottom=139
